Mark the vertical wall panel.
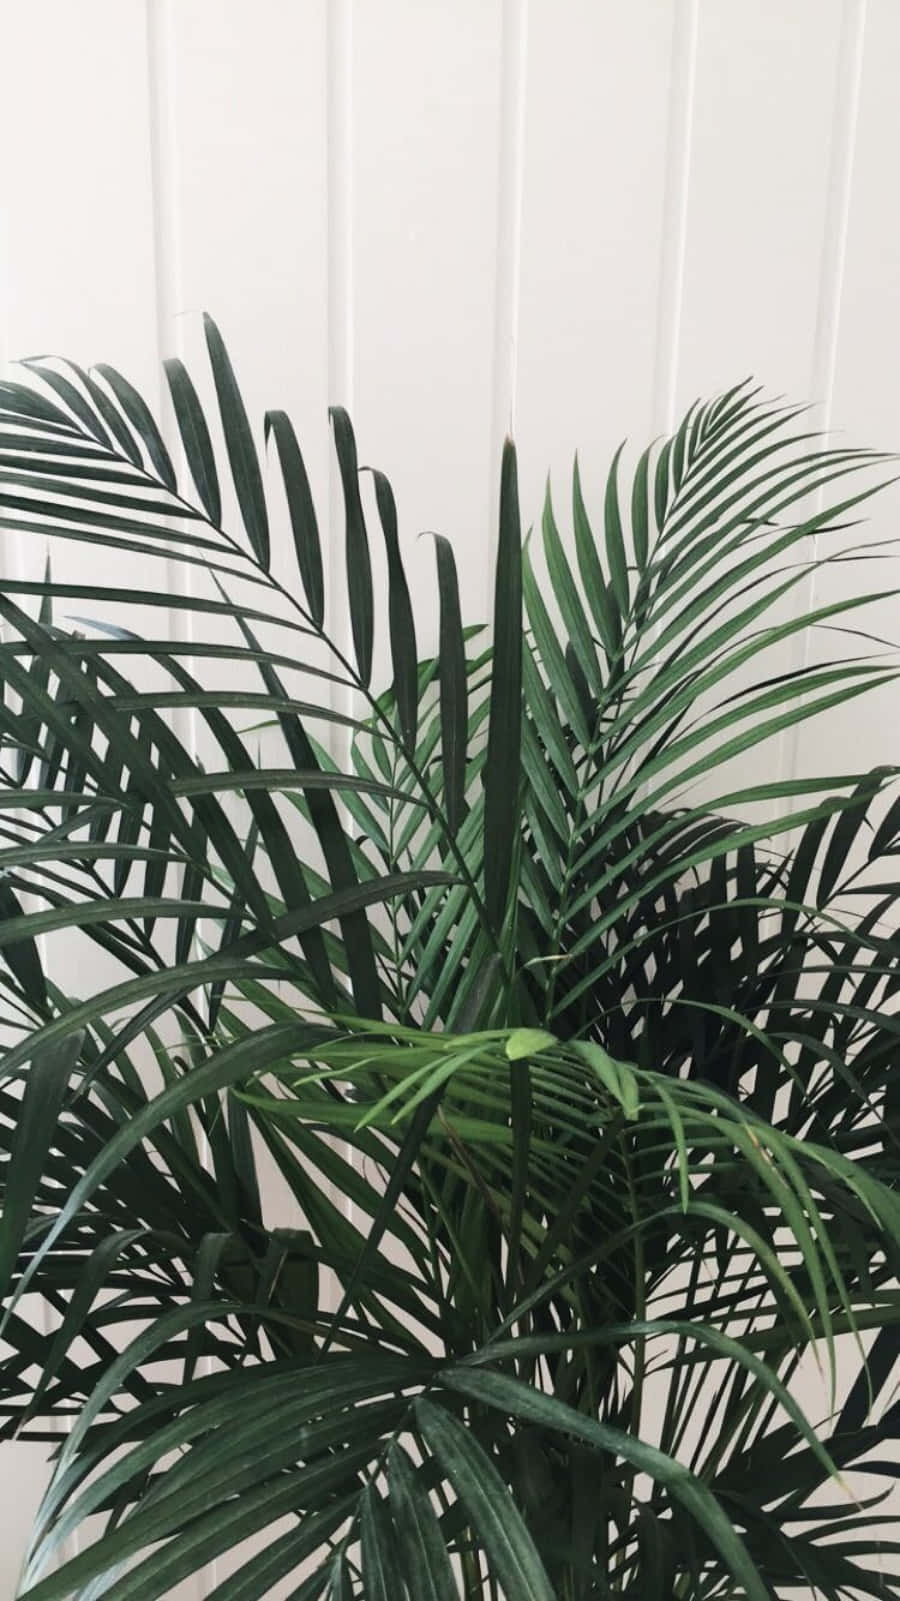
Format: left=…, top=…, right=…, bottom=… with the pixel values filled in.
left=676, top=0, right=845, bottom=405
left=792, top=1, right=900, bottom=793
left=672, top=0, right=849, bottom=806
left=514, top=0, right=678, bottom=533
left=167, top=0, right=331, bottom=571
left=165, top=0, right=330, bottom=417
left=351, top=0, right=505, bottom=647
left=826, top=1, right=900, bottom=451
left=4, top=2, right=159, bottom=382
left=3, top=0, right=161, bottom=612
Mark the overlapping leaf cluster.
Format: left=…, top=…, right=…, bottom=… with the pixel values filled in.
left=0, top=321, right=897, bottom=1598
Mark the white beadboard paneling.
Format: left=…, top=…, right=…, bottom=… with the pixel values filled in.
left=351, top=0, right=505, bottom=651
left=671, top=0, right=851, bottom=810
left=4, top=0, right=162, bottom=621
left=4, top=2, right=159, bottom=384
left=676, top=0, right=845, bottom=404
left=652, top=0, right=699, bottom=437
left=792, top=0, right=900, bottom=785
left=777, top=0, right=870, bottom=793
left=166, top=0, right=331, bottom=577
left=153, top=0, right=332, bottom=741
left=166, top=0, right=330, bottom=382
left=514, top=0, right=679, bottom=535
left=824, top=0, right=900, bottom=451
left=161, top=0, right=334, bottom=825
left=488, top=0, right=528, bottom=553
left=326, top=0, right=355, bottom=695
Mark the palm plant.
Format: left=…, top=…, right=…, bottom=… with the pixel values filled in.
left=0, top=318, right=898, bottom=1600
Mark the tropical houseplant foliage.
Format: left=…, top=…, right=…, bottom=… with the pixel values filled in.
left=0, top=319, right=898, bottom=1600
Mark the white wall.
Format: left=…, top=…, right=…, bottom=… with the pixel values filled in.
left=1, top=1, right=898, bottom=1594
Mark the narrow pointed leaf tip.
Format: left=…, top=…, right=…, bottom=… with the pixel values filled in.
left=371, top=467, right=417, bottom=749
left=330, top=405, right=374, bottom=685
left=164, top=356, right=221, bottom=525
left=484, top=435, right=523, bottom=931
left=204, top=314, right=270, bottom=569
left=264, top=409, right=324, bottom=625
left=432, top=532, right=467, bottom=834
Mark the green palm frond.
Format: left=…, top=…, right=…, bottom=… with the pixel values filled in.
left=0, top=324, right=897, bottom=1599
